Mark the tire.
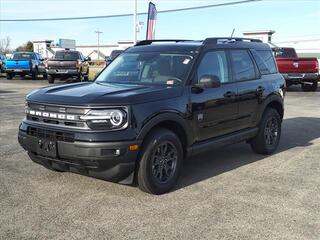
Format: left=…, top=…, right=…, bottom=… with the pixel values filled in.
left=250, top=108, right=281, bottom=155
left=137, top=128, right=183, bottom=194
left=48, top=75, right=55, bottom=84
left=6, top=73, right=14, bottom=80
left=31, top=68, right=38, bottom=80
left=301, top=81, right=318, bottom=92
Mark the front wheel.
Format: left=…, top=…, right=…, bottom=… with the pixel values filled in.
left=301, top=81, right=318, bottom=92
left=48, top=75, right=55, bottom=84
left=250, top=108, right=281, bottom=155
left=6, top=73, right=14, bottom=79
left=137, top=128, right=183, bottom=194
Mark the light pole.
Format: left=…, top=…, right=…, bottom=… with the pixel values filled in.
left=133, top=0, right=137, bottom=44
left=95, top=30, right=103, bottom=61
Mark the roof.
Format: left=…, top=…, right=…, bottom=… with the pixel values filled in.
left=126, top=38, right=271, bottom=53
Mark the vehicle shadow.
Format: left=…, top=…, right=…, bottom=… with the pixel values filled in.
left=286, top=85, right=320, bottom=92
left=176, top=117, right=320, bottom=190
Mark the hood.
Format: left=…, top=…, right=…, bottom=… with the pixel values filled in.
left=26, top=82, right=183, bottom=106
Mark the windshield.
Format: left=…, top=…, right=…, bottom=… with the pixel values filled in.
left=54, top=51, right=79, bottom=60
left=13, top=53, right=33, bottom=59
left=96, top=52, right=194, bottom=86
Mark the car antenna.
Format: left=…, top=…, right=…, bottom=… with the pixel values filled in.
left=230, top=28, right=235, bottom=38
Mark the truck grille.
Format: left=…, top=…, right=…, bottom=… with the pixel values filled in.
left=25, top=102, right=90, bottom=130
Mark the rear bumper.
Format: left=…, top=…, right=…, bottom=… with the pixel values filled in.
left=282, top=73, right=319, bottom=83
left=18, top=126, right=141, bottom=184
left=47, top=69, right=79, bottom=75
left=5, top=69, right=31, bottom=74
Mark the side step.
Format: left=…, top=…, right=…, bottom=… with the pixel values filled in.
left=188, top=128, right=258, bottom=157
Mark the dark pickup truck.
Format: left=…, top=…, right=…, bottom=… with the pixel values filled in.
left=272, top=47, right=319, bottom=91
left=19, top=38, right=285, bottom=194
left=46, top=50, right=90, bottom=84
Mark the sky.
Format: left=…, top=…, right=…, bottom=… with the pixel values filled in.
left=0, top=0, right=319, bottom=48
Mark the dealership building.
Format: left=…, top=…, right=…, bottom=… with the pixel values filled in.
left=33, top=39, right=134, bottom=60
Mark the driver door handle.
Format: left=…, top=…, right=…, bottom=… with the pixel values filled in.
left=224, top=91, right=236, bottom=98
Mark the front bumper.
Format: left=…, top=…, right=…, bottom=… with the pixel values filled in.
left=282, top=73, right=319, bottom=83
left=47, top=69, right=79, bottom=75
left=18, top=124, right=141, bottom=184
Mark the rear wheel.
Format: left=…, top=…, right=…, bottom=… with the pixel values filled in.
left=301, top=81, right=318, bottom=92
left=250, top=108, right=281, bottom=155
left=48, top=75, right=55, bottom=84
left=6, top=73, right=14, bottom=79
left=137, top=128, right=183, bottom=194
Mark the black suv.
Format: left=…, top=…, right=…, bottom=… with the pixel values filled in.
left=18, top=38, right=285, bottom=194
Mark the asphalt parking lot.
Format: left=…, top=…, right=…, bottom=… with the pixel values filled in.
left=0, top=78, right=320, bottom=240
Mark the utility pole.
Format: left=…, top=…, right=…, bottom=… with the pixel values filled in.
left=95, top=30, right=103, bottom=61
left=133, top=0, right=137, bottom=44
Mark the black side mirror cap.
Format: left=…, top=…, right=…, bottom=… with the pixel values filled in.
left=199, top=74, right=221, bottom=88
left=191, top=75, right=221, bottom=93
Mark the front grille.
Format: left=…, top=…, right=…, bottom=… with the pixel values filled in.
left=27, top=127, right=75, bottom=142
left=25, top=103, right=90, bottom=129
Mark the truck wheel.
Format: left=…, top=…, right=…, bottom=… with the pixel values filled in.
left=31, top=68, right=38, bottom=80
left=301, top=81, right=318, bottom=92
left=250, top=108, right=281, bottom=155
left=6, top=73, right=14, bottom=80
left=137, top=128, right=183, bottom=194
left=48, top=75, right=55, bottom=84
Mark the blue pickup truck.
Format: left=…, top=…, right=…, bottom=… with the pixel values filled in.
left=4, top=52, right=47, bottom=79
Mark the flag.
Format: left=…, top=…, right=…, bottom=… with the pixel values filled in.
left=146, top=2, right=157, bottom=40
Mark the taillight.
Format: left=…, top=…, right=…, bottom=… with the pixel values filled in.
left=76, top=60, right=81, bottom=68
left=316, top=60, right=319, bottom=71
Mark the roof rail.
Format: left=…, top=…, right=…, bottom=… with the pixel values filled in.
left=203, top=37, right=263, bottom=44
left=135, top=39, right=196, bottom=46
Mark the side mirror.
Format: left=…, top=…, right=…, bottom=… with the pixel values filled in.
left=192, top=75, right=221, bottom=93
left=85, top=56, right=91, bottom=61
left=105, top=56, right=112, bottom=65
left=199, top=75, right=221, bottom=88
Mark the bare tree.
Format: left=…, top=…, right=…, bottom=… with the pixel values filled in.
left=0, top=36, right=11, bottom=53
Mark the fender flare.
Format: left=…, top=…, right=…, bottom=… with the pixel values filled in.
left=257, top=93, right=284, bottom=122
left=136, top=111, right=193, bottom=147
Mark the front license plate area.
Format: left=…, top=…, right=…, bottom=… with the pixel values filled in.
left=37, top=139, right=57, bottom=158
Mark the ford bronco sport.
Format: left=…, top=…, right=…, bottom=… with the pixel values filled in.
left=18, top=38, right=285, bottom=194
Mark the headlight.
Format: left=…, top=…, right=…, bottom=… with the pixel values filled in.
left=80, top=108, right=128, bottom=130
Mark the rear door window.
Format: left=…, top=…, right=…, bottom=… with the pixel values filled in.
left=230, top=50, right=256, bottom=81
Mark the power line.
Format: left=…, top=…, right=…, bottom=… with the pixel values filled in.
left=0, top=0, right=260, bottom=22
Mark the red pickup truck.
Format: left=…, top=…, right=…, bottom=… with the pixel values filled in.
left=272, top=47, right=319, bottom=91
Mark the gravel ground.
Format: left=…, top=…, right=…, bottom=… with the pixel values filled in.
left=0, top=78, right=320, bottom=240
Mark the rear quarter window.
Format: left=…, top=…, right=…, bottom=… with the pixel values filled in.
left=251, top=50, right=278, bottom=75
left=230, top=50, right=256, bottom=81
